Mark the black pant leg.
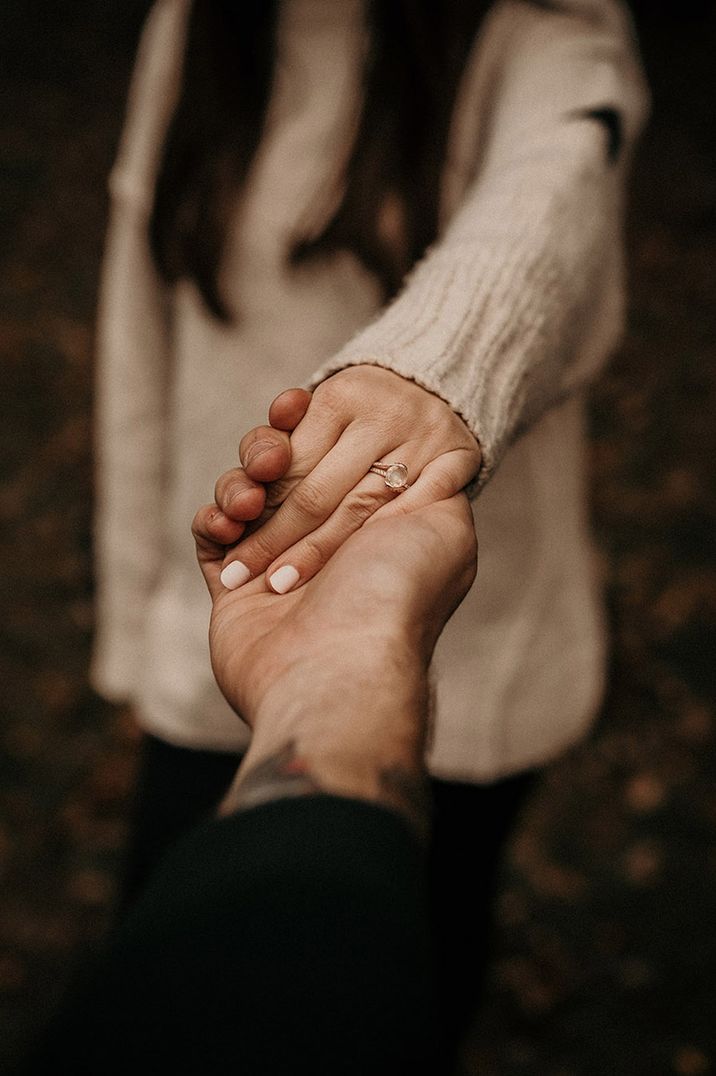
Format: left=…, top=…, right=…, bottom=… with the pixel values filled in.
left=29, top=798, right=436, bottom=1076
left=428, top=773, right=535, bottom=1067
left=120, top=733, right=242, bottom=909
left=120, top=734, right=534, bottom=1071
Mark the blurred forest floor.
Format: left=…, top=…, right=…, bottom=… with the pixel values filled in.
left=0, top=3, right=714, bottom=1073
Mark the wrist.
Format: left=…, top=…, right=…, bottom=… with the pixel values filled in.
left=219, top=639, right=430, bottom=832
left=251, top=637, right=426, bottom=744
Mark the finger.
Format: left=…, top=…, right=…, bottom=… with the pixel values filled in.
left=363, top=447, right=478, bottom=524
left=227, top=394, right=349, bottom=543
left=239, top=425, right=293, bottom=484
left=255, top=383, right=347, bottom=502
left=268, top=388, right=312, bottom=431
left=260, top=468, right=414, bottom=593
left=219, top=427, right=395, bottom=588
left=214, top=467, right=268, bottom=521
left=259, top=448, right=476, bottom=594
left=192, top=503, right=247, bottom=601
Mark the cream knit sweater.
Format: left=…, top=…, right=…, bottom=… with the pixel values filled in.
left=92, top=0, right=649, bottom=781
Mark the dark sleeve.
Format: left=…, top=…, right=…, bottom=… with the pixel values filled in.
left=28, top=796, right=435, bottom=1076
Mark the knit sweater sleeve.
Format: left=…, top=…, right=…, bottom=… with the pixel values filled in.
left=306, top=0, right=650, bottom=488
left=91, top=0, right=189, bottom=702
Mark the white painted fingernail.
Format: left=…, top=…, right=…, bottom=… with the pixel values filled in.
left=220, top=561, right=251, bottom=590
left=268, top=565, right=300, bottom=594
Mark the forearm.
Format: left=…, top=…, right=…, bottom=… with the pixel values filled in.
left=220, top=649, right=432, bottom=838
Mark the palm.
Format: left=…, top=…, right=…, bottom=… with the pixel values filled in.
left=206, top=497, right=477, bottom=724
left=215, top=368, right=481, bottom=597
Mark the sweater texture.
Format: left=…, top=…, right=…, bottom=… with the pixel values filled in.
left=91, top=0, right=649, bottom=781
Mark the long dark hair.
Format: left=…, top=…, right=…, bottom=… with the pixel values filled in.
left=150, top=0, right=494, bottom=319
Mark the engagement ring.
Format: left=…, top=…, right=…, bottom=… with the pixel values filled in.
left=368, top=461, right=409, bottom=492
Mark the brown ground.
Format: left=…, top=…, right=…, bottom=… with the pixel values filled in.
left=0, top=2, right=714, bottom=1073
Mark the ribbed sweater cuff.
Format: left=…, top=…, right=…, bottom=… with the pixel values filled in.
left=307, top=132, right=614, bottom=493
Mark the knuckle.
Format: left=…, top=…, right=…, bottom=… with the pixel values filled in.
left=312, top=376, right=348, bottom=417
left=190, top=508, right=206, bottom=539
left=223, top=482, right=245, bottom=507
left=446, top=412, right=479, bottom=454
left=289, top=479, right=330, bottom=524
left=265, top=474, right=299, bottom=509
left=341, top=486, right=383, bottom=527
left=192, top=503, right=216, bottom=536
left=214, top=469, right=241, bottom=506
left=239, top=425, right=271, bottom=464
left=296, top=530, right=325, bottom=567
left=242, top=526, right=277, bottom=566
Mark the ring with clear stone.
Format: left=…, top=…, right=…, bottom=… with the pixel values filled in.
left=368, top=461, right=409, bottom=492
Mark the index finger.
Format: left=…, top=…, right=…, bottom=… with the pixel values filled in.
left=240, top=390, right=312, bottom=483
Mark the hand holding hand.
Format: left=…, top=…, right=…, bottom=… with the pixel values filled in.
left=193, top=389, right=477, bottom=824
left=211, top=366, right=481, bottom=594
left=193, top=483, right=477, bottom=733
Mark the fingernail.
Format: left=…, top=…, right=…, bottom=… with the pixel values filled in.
left=268, top=565, right=300, bottom=594
left=220, top=561, right=251, bottom=590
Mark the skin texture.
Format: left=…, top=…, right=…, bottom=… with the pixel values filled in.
left=203, top=366, right=481, bottom=594
left=192, top=397, right=478, bottom=827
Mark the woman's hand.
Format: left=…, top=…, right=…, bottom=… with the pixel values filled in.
left=207, top=365, right=481, bottom=593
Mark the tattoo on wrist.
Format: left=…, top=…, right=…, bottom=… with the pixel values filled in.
left=223, top=740, right=431, bottom=839
left=222, top=742, right=323, bottom=814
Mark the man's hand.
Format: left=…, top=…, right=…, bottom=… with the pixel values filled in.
left=192, top=383, right=477, bottom=826
left=210, top=366, right=481, bottom=594
left=193, top=460, right=476, bottom=827
left=193, top=487, right=477, bottom=732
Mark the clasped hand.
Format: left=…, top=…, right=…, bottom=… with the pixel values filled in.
left=195, top=365, right=481, bottom=596
left=192, top=366, right=480, bottom=728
